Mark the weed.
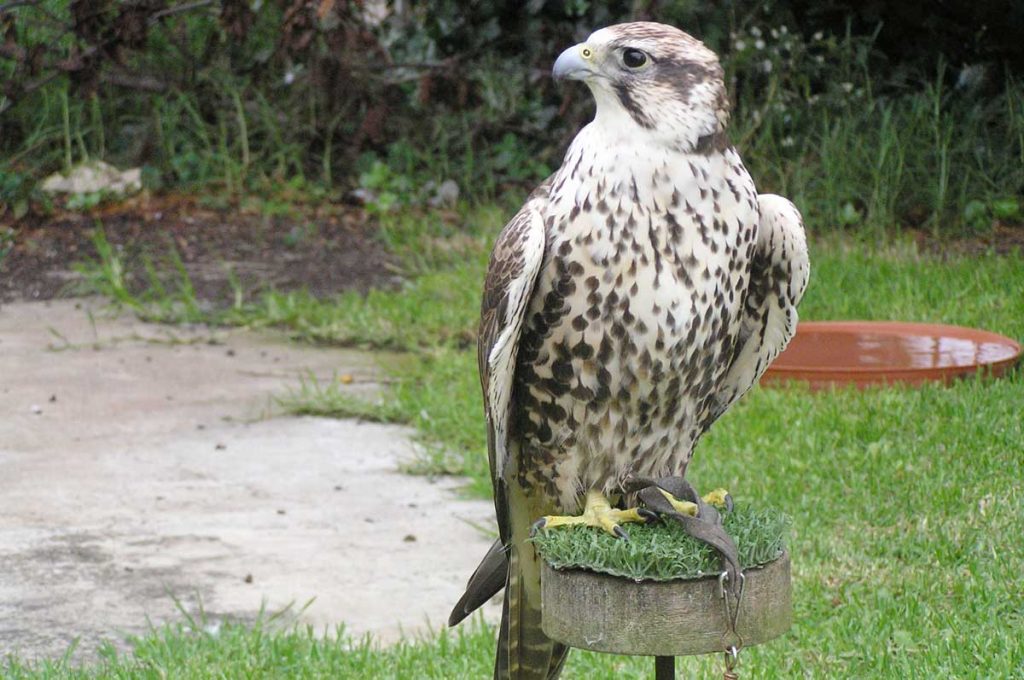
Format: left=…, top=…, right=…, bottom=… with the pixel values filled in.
left=0, top=226, right=15, bottom=271
left=64, top=190, right=115, bottom=212
left=277, top=373, right=405, bottom=423
left=0, top=168, right=51, bottom=219
left=71, top=227, right=209, bottom=325
left=963, top=197, right=1022, bottom=232
left=71, top=227, right=136, bottom=309
left=356, top=158, right=414, bottom=213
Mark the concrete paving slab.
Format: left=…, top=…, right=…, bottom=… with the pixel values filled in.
left=0, top=299, right=499, bottom=662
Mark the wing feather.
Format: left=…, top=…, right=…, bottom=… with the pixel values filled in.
left=448, top=187, right=548, bottom=627
left=705, top=194, right=809, bottom=426
left=477, top=186, right=548, bottom=528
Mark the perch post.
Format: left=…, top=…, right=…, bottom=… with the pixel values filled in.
left=540, top=551, right=793, bottom=677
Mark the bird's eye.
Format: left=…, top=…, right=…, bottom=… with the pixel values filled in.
left=622, top=48, right=648, bottom=68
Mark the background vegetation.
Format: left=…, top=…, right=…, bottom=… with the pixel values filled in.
left=2, top=2, right=1023, bottom=677
left=2, top=0, right=1023, bottom=234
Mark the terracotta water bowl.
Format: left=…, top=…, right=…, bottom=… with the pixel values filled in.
left=762, top=321, right=1022, bottom=390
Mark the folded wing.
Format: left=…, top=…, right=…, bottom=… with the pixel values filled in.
left=705, top=194, right=810, bottom=427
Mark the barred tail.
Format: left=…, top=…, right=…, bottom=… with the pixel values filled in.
left=496, top=542, right=568, bottom=680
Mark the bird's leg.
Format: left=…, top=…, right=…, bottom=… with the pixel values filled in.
left=531, top=489, right=654, bottom=540
left=658, top=487, right=734, bottom=516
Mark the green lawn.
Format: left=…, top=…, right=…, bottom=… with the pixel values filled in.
left=10, top=207, right=1024, bottom=678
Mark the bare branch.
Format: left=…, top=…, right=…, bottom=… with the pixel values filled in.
left=19, top=70, right=61, bottom=96
left=149, top=0, right=215, bottom=24
left=101, top=69, right=168, bottom=93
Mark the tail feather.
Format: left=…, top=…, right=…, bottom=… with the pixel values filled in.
left=449, top=538, right=508, bottom=626
left=545, top=643, right=570, bottom=679
left=496, top=536, right=568, bottom=679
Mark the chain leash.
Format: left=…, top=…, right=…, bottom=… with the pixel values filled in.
left=719, top=570, right=746, bottom=679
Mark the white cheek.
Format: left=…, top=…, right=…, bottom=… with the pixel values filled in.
left=591, top=87, right=641, bottom=137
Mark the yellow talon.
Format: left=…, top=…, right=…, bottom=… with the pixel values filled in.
left=702, top=487, right=733, bottom=510
left=658, top=488, right=698, bottom=516
left=657, top=487, right=733, bottom=515
left=533, top=490, right=649, bottom=539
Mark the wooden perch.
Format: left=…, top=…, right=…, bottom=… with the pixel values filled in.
left=540, top=551, right=793, bottom=657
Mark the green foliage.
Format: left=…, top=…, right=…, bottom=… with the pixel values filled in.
left=0, top=168, right=50, bottom=219
left=72, top=227, right=134, bottom=307
left=727, top=22, right=1024, bottom=235
left=532, top=504, right=789, bottom=581
left=64, top=190, right=117, bottom=212
left=277, top=373, right=407, bottom=424
left=0, top=610, right=502, bottom=679
left=357, top=159, right=412, bottom=213
left=232, top=263, right=482, bottom=350
left=71, top=227, right=225, bottom=324
left=490, top=133, right=554, bottom=186
left=2, top=3, right=1022, bottom=233
left=0, top=225, right=14, bottom=271
left=963, top=197, right=1022, bottom=232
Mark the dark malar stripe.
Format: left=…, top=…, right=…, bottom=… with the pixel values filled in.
left=613, top=82, right=656, bottom=129
left=694, top=131, right=730, bottom=154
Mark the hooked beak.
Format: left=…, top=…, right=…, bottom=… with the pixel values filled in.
left=552, top=44, right=595, bottom=81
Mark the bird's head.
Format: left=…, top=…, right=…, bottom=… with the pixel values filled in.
left=553, top=22, right=729, bottom=152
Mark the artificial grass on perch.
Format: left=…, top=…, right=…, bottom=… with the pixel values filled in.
left=531, top=489, right=793, bottom=678
left=532, top=504, right=788, bottom=581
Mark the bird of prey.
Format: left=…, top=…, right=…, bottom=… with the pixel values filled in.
left=449, top=22, right=810, bottom=679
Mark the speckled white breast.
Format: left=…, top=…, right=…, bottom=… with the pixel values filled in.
left=511, top=125, right=760, bottom=510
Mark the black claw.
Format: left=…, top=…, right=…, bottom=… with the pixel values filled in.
left=613, top=525, right=630, bottom=541
left=529, top=518, right=547, bottom=537
left=638, top=508, right=660, bottom=523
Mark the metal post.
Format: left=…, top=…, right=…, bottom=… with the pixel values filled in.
left=655, top=655, right=675, bottom=679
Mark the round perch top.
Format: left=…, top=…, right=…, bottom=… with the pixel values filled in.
left=540, top=551, right=792, bottom=657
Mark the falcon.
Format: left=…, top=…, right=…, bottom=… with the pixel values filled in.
left=449, top=22, right=810, bottom=679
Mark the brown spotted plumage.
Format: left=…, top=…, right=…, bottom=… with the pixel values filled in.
left=449, top=22, right=809, bottom=679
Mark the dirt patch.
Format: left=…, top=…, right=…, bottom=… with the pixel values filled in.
left=0, top=194, right=399, bottom=304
